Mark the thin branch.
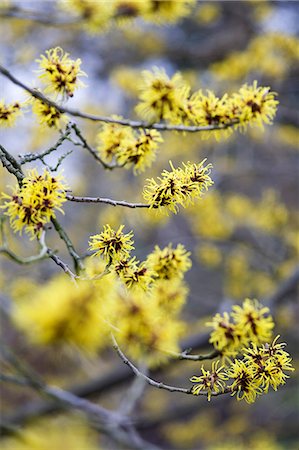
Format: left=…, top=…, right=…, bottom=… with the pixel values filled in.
left=47, top=149, right=73, bottom=172
left=0, top=64, right=237, bottom=133
left=50, top=217, right=84, bottom=274
left=0, top=346, right=161, bottom=450
left=170, top=348, right=220, bottom=361
left=0, top=348, right=121, bottom=424
left=46, top=249, right=77, bottom=280
left=112, top=335, right=229, bottom=398
left=0, top=226, right=50, bottom=265
left=18, top=124, right=72, bottom=164
left=0, top=145, right=83, bottom=276
left=70, top=123, right=118, bottom=170
left=66, top=194, right=150, bottom=209
left=0, top=145, right=24, bottom=185
left=0, top=373, right=33, bottom=387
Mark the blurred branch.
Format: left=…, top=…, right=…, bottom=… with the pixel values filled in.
left=0, top=64, right=237, bottom=133
left=0, top=224, right=49, bottom=264
left=0, top=333, right=212, bottom=430
left=66, top=194, right=150, bottom=209
left=0, top=345, right=160, bottom=450
left=266, top=264, right=299, bottom=308
left=0, top=6, right=79, bottom=26
left=118, top=364, right=148, bottom=417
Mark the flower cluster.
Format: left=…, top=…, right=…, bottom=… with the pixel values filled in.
left=31, top=98, right=66, bottom=128
left=89, top=224, right=134, bottom=263
left=36, top=47, right=86, bottom=98
left=135, top=68, right=190, bottom=123
left=212, top=33, right=299, bottom=81
left=89, top=225, right=192, bottom=293
left=115, top=284, right=186, bottom=366
left=226, top=336, right=294, bottom=403
left=113, top=256, right=154, bottom=290
left=13, top=273, right=118, bottom=352
left=0, top=99, right=22, bottom=127
left=59, top=0, right=195, bottom=34
left=206, top=299, right=274, bottom=356
left=12, top=239, right=190, bottom=365
left=96, top=119, right=163, bottom=173
left=146, top=243, right=192, bottom=280
left=136, top=68, right=278, bottom=135
left=190, top=361, right=226, bottom=401
left=143, top=159, right=213, bottom=213
left=151, top=278, right=189, bottom=314
left=85, top=228, right=191, bottom=364
left=1, top=169, right=67, bottom=239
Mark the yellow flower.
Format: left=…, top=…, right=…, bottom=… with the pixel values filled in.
left=143, top=0, right=196, bottom=24
left=0, top=99, right=22, bottom=127
left=114, top=0, right=150, bottom=26
left=226, top=359, right=263, bottom=404
left=231, top=298, right=274, bottom=344
left=31, top=98, right=66, bottom=128
left=146, top=243, right=192, bottom=280
left=135, top=67, right=190, bottom=123
left=1, top=169, right=67, bottom=239
left=188, top=191, right=233, bottom=240
left=243, top=336, right=294, bottom=393
left=113, top=256, right=154, bottom=290
left=97, top=120, right=163, bottom=172
left=13, top=274, right=118, bottom=353
left=143, top=159, right=213, bottom=213
left=187, top=90, right=233, bottom=139
left=206, top=312, right=243, bottom=356
left=190, top=360, right=226, bottom=401
left=96, top=116, right=135, bottom=162
left=36, top=47, right=86, bottom=98
left=59, top=0, right=115, bottom=34
left=197, top=243, right=222, bottom=268
left=212, top=33, right=299, bottom=81
left=115, top=287, right=185, bottom=366
left=0, top=416, right=101, bottom=450
left=89, top=224, right=134, bottom=262
left=197, top=3, right=220, bottom=24
left=116, top=129, right=163, bottom=173
left=151, top=278, right=188, bottom=315
left=231, top=81, right=278, bottom=130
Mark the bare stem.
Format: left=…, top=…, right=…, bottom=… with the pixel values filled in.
left=169, top=348, right=220, bottom=361
left=111, top=335, right=229, bottom=398
left=70, top=123, right=117, bottom=170
left=0, top=226, right=50, bottom=265
left=66, top=194, right=150, bottom=209
left=0, top=144, right=24, bottom=185
left=50, top=217, right=84, bottom=274
left=18, top=124, right=72, bottom=164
